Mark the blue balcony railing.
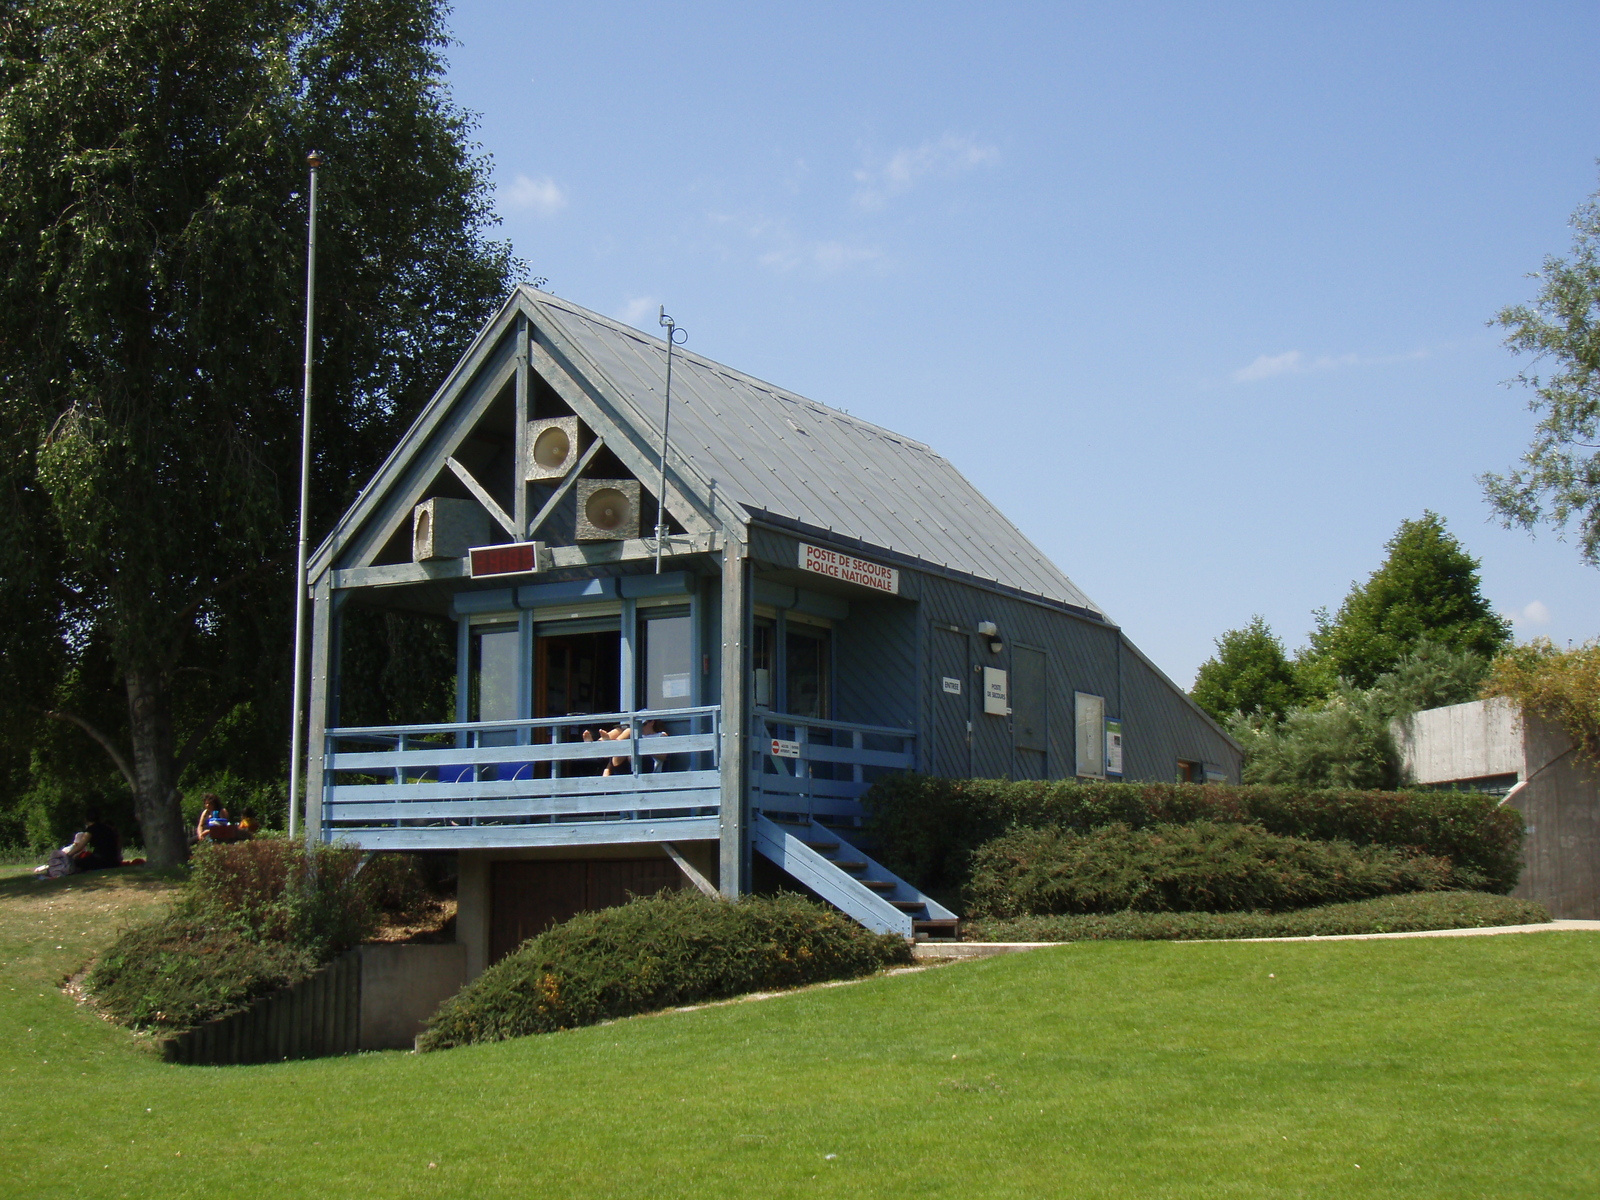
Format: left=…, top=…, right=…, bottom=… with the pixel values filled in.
left=750, top=708, right=915, bottom=827
left=322, top=705, right=721, bottom=850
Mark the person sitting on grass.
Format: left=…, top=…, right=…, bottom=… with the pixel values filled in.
left=236, top=808, right=260, bottom=838
left=33, top=831, right=89, bottom=878
left=82, top=811, right=122, bottom=871
left=196, top=794, right=240, bottom=843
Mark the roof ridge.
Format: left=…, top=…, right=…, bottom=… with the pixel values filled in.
left=521, top=286, right=937, bottom=453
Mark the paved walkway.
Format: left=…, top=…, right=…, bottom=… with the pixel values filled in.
left=913, top=920, right=1600, bottom=960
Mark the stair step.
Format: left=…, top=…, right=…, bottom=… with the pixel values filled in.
left=832, top=859, right=868, bottom=872
left=860, top=879, right=896, bottom=892
left=802, top=840, right=840, bottom=852
left=889, top=899, right=927, bottom=912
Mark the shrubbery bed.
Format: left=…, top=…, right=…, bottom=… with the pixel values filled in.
left=965, top=821, right=1460, bottom=917
left=864, top=775, right=1524, bottom=903
left=86, top=838, right=430, bottom=1032
left=419, top=890, right=913, bottom=1051
left=962, top=891, right=1550, bottom=942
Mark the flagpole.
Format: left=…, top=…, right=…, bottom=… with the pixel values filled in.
left=288, top=150, right=322, bottom=841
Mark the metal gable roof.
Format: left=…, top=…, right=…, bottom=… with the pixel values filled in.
left=526, top=289, right=1105, bottom=617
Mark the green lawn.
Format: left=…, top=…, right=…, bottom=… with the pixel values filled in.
left=2, top=869, right=1597, bottom=1199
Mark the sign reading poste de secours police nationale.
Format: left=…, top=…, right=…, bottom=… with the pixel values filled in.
left=797, top=543, right=899, bottom=594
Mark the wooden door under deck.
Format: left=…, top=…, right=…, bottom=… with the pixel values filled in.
left=489, top=859, right=685, bottom=963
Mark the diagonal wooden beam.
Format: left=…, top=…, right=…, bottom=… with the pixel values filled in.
left=527, top=437, right=605, bottom=538
left=446, top=456, right=518, bottom=538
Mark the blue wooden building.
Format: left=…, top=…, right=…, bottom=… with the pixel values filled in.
left=305, top=288, right=1240, bottom=972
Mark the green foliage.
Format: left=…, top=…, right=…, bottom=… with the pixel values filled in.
left=1191, top=616, right=1303, bottom=722
left=1482, top=178, right=1600, bottom=564
left=1231, top=682, right=1401, bottom=790
left=965, top=821, right=1456, bottom=918
left=1372, top=636, right=1492, bottom=714
left=85, top=837, right=384, bottom=1030
left=862, top=774, right=1524, bottom=903
left=1482, top=638, right=1600, bottom=768
left=0, top=0, right=520, bottom=863
left=83, top=913, right=317, bottom=1031
left=1301, top=512, right=1510, bottom=690
left=419, top=891, right=913, bottom=1051
left=963, top=891, right=1550, bottom=942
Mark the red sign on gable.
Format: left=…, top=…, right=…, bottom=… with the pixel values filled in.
left=469, top=543, right=538, bottom=578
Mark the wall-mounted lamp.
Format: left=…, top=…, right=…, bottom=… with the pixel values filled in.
left=976, top=621, right=1003, bottom=654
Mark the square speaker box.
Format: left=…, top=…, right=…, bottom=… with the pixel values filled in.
left=525, top=416, right=582, bottom=482
left=413, top=496, right=492, bottom=561
left=575, top=479, right=641, bottom=541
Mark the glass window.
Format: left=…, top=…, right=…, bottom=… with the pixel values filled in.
left=640, top=613, right=693, bottom=710
left=785, top=626, right=830, bottom=719
left=473, top=625, right=521, bottom=746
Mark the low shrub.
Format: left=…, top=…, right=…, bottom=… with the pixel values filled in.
left=965, top=821, right=1456, bottom=917
left=863, top=775, right=1523, bottom=902
left=86, top=837, right=381, bottom=1032
left=420, top=890, right=913, bottom=1051
left=85, top=914, right=318, bottom=1030
left=187, top=836, right=377, bottom=958
left=962, top=891, right=1550, bottom=942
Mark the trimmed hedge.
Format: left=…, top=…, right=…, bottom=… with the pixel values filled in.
left=966, top=821, right=1457, bottom=917
left=863, top=775, right=1524, bottom=903
left=962, top=891, right=1550, bottom=942
left=419, top=890, right=913, bottom=1051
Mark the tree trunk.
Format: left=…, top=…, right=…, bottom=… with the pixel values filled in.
left=126, top=667, right=188, bottom=866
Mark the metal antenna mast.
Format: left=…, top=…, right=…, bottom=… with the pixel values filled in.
left=654, top=306, right=686, bottom=574
left=288, top=150, right=322, bottom=840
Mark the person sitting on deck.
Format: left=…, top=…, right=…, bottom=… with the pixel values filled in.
left=582, top=720, right=669, bottom=775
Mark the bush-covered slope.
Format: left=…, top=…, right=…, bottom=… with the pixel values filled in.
left=420, top=890, right=912, bottom=1051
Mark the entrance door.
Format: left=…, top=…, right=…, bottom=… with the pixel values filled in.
left=534, top=629, right=621, bottom=776
left=930, top=626, right=972, bottom=778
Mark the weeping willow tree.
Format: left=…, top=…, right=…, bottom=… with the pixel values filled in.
left=0, top=0, right=519, bottom=862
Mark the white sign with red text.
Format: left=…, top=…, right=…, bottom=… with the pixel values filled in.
left=797, top=543, right=899, bottom=595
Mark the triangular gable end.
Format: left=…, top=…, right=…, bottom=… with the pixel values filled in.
left=308, top=287, right=730, bottom=582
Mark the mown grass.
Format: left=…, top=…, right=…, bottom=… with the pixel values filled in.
left=2, top=867, right=1597, bottom=1198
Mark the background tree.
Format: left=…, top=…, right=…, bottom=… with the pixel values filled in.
left=1300, top=512, right=1510, bottom=691
left=1482, top=179, right=1600, bottom=565
left=1481, top=639, right=1600, bottom=769
left=0, top=0, right=519, bottom=863
left=1190, top=616, right=1302, bottom=723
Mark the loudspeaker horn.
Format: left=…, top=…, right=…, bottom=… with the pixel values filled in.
left=575, top=479, right=641, bottom=541
left=413, top=496, right=491, bottom=562
left=525, top=416, right=582, bottom=482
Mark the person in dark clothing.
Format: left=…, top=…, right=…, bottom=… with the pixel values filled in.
left=82, top=811, right=122, bottom=870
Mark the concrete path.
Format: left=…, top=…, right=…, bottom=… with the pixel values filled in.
left=913, top=920, right=1600, bottom=959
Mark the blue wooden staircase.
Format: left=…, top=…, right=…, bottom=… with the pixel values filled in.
left=753, top=813, right=959, bottom=940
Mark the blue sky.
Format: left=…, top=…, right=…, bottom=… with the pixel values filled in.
left=442, top=1, right=1599, bottom=687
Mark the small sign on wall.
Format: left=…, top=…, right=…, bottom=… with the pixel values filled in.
left=983, top=667, right=1008, bottom=716
left=942, top=676, right=962, bottom=695
left=770, top=738, right=801, bottom=759
left=1105, top=718, right=1124, bottom=777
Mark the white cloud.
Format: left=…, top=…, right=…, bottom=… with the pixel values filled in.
left=1512, top=600, right=1552, bottom=626
left=502, top=174, right=567, bottom=217
left=617, top=296, right=658, bottom=328
left=708, top=211, right=883, bottom=276
left=759, top=240, right=884, bottom=275
left=1230, top=346, right=1428, bottom=384
left=853, top=134, right=999, bottom=210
